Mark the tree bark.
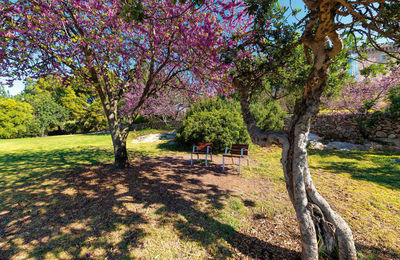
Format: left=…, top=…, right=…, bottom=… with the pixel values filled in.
left=106, top=107, right=130, bottom=168
left=285, top=93, right=357, bottom=260
left=110, top=123, right=129, bottom=168
left=87, top=69, right=131, bottom=168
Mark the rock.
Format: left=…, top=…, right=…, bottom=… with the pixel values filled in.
left=372, top=143, right=384, bottom=151
left=132, top=133, right=163, bottom=143
left=324, top=141, right=370, bottom=151
left=308, top=133, right=323, bottom=142
left=160, top=134, right=175, bottom=140
left=309, top=141, right=325, bottom=150
left=132, top=131, right=178, bottom=143
left=388, top=133, right=396, bottom=139
left=375, top=138, right=400, bottom=145
left=375, top=131, right=387, bottom=138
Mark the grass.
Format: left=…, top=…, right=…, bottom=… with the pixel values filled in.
left=1, top=130, right=399, bottom=259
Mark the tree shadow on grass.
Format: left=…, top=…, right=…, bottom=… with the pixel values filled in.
left=116, top=156, right=300, bottom=259
left=1, top=148, right=147, bottom=259
left=157, top=139, right=187, bottom=152
left=355, top=243, right=400, bottom=259
left=0, top=149, right=300, bottom=259
left=309, top=149, right=400, bottom=190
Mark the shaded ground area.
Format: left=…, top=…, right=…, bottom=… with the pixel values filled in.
left=1, top=134, right=399, bottom=259
left=0, top=155, right=300, bottom=259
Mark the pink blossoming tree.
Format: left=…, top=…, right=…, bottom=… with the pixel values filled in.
left=327, top=68, right=400, bottom=114
left=0, top=0, right=250, bottom=167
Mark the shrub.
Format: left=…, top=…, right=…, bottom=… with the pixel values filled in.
left=388, top=85, right=400, bottom=118
left=177, top=98, right=250, bottom=153
left=250, top=98, right=286, bottom=131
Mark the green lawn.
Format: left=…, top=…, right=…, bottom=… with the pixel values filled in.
left=0, top=131, right=399, bottom=259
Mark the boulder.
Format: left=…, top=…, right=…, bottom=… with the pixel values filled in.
left=375, top=131, right=387, bottom=138
left=324, top=141, right=370, bottom=151
left=309, top=141, right=325, bottom=150
left=308, top=133, right=323, bottom=142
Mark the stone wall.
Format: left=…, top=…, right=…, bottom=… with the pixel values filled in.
left=310, top=114, right=362, bottom=142
left=310, top=114, right=400, bottom=150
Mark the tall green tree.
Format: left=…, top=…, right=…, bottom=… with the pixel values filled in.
left=0, top=98, right=33, bottom=139
left=25, top=76, right=107, bottom=133
left=26, top=93, right=68, bottom=137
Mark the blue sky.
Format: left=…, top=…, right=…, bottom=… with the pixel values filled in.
left=279, top=0, right=308, bottom=23
left=3, top=80, right=24, bottom=96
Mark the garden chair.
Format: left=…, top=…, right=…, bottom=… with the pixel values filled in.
left=191, top=142, right=213, bottom=166
left=222, top=144, right=249, bottom=174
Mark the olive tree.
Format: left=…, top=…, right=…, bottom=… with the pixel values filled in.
left=232, top=0, right=399, bottom=259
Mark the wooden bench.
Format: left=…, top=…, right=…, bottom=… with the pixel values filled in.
left=191, top=142, right=213, bottom=166
left=222, top=144, right=249, bottom=174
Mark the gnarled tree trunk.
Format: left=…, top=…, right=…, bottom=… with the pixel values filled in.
left=235, top=31, right=357, bottom=259
left=236, top=74, right=357, bottom=259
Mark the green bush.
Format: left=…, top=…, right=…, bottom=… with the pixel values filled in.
left=26, top=93, right=68, bottom=136
left=177, top=97, right=286, bottom=153
left=176, top=98, right=250, bottom=153
left=250, top=98, right=286, bottom=131
left=388, top=85, right=400, bottom=118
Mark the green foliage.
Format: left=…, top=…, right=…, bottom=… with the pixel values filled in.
left=388, top=85, right=400, bottom=118
left=177, top=98, right=250, bottom=153
left=262, top=46, right=309, bottom=112
left=26, top=93, right=68, bottom=136
left=133, top=114, right=150, bottom=124
left=259, top=41, right=352, bottom=113
left=360, top=63, right=387, bottom=78
left=324, top=35, right=354, bottom=98
left=0, top=98, right=34, bottom=139
left=250, top=98, right=286, bottom=131
left=77, top=99, right=108, bottom=132
left=25, top=76, right=107, bottom=133
left=177, top=96, right=286, bottom=152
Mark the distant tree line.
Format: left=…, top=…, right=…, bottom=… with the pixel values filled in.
left=0, top=75, right=189, bottom=139
left=0, top=76, right=107, bottom=139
